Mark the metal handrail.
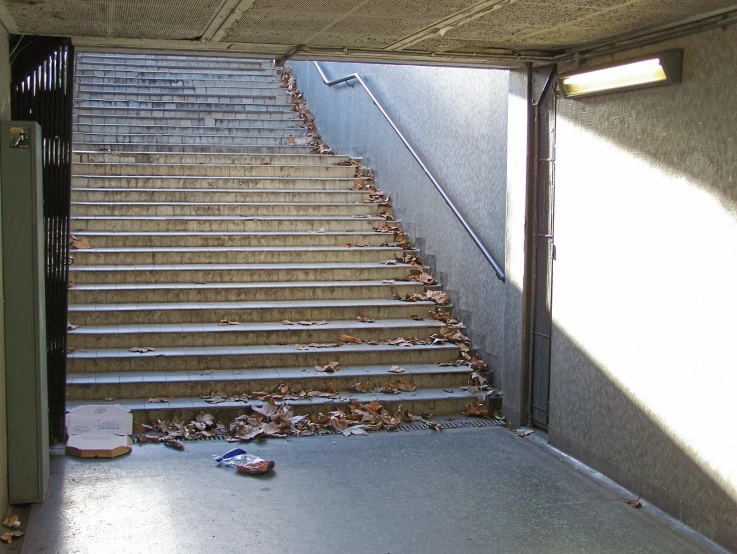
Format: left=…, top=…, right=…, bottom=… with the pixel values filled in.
left=311, top=62, right=506, bottom=282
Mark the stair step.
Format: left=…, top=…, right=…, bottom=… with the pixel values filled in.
left=67, top=297, right=438, bottom=325
left=76, top=60, right=268, bottom=71
left=68, top=280, right=425, bottom=304
left=67, top=318, right=448, bottom=349
left=70, top=245, right=404, bottom=265
left=75, top=68, right=277, bottom=79
left=73, top=134, right=309, bottom=146
left=75, top=107, right=296, bottom=119
left=72, top=152, right=350, bottom=165
left=75, top=116, right=301, bottom=128
left=73, top=188, right=366, bottom=202
left=71, top=175, right=357, bottom=189
left=70, top=201, right=383, bottom=217
left=70, top=214, right=389, bottom=232
left=76, top=85, right=285, bottom=96
left=74, top=101, right=292, bottom=111
left=68, top=230, right=393, bottom=248
left=69, top=262, right=419, bottom=284
left=73, top=163, right=355, bottom=177
left=76, top=144, right=316, bottom=154
left=67, top=363, right=470, bottom=400
left=76, top=119, right=303, bottom=130
left=66, top=342, right=460, bottom=373
left=66, top=385, right=476, bottom=420
left=76, top=91, right=289, bottom=102
left=77, top=53, right=270, bottom=65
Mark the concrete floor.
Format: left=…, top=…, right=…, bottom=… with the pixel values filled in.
left=21, top=426, right=722, bottom=554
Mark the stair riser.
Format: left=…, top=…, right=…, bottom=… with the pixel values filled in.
left=75, top=102, right=292, bottom=112
left=72, top=176, right=356, bottom=189
left=72, top=249, right=402, bottom=265
left=69, top=265, right=415, bottom=284
left=77, top=85, right=285, bottom=96
left=68, top=323, right=443, bottom=349
left=68, top=233, right=392, bottom=248
left=76, top=109, right=296, bottom=119
left=66, top=372, right=468, bottom=401
left=68, top=282, right=424, bottom=304
left=76, top=61, right=268, bottom=71
left=70, top=204, right=381, bottom=217
left=76, top=89, right=288, bottom=99
left=73, top=164, right=355, bottom=178
left=74, top=114, right=302, bottom=128
left=68, top=302, right=434, bottom=325
left=67, top=345, right=459, bottom=373
left=75, top=127, right=307, bottom=138
left=74, top=189, right=365, bottom=201
left=75, top=78, right=283, bottom=88
left=75, top=69, right=277, bottom=79
left=76, top=118, right=303, bottom=129
left=74, top=135, right=307, bottom=146
left=86, top=395, right=470, bottom=422
left=72, top=153, right=348, bottom=165
left=70, top=217, right=386, bottom=232
left=76, top=145, right=316, bottom=154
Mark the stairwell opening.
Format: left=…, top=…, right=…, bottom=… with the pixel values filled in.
left=66, top=51, right=503, bottom=443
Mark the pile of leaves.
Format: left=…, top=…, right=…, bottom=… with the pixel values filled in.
left=230, top=398, right=436, bottom=440
left=278, top=66, right=333, bottom=155
left=1, top=515, right=23, bottom=544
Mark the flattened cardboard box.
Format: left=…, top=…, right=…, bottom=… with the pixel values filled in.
left=66, top=405, right=133, bottom=458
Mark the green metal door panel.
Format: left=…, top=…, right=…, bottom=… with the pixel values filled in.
left=0, top=121, right=49, bottom=504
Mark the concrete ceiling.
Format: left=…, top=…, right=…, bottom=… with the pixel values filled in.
left=2, top=0, right=737, bottom=66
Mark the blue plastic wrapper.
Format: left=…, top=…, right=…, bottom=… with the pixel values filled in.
left=214, top=447, right=275, bottom=475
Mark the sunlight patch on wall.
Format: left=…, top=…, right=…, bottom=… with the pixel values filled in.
left=552, top=115, right=737, bottom=499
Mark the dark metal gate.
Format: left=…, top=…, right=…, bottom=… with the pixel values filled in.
left=528, top=67, right=556, bottom=428
left=10, top=36, right=75, bottom=442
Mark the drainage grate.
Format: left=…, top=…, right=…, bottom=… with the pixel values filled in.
left=132, top=417, right=506, bottom=444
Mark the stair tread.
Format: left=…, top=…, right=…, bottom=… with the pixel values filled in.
left=67, top=341, right=458, bottom=359
left=69, top=279, right=418, bottom=291
left=68, top=363, right=471, bottom=383
left=73, top=188, right=364, bottom=194
left=66, top=387, right=476, bottom=413
left=72, top=246, right=400, bottom=253
left=69, top=319, right=446, bottom=335
left=68, top=298, right=433, bottom=311
left=70, top=231, right=388, bottom=237
left=69, top=261, right=417, bottom=272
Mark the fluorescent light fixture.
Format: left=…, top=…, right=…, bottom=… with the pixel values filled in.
left=558, top=49, right=683, bottom=98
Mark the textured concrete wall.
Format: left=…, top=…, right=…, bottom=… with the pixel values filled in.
left=289, top=61, right=511, bottom=386
left=549, top=25, right=737, bottom=551
left=0, top=23, right=10, bottom=514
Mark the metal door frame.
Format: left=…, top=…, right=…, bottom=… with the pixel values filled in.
left=526, top=65, right=557, bottom=429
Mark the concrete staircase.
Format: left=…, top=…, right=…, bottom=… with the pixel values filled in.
left=67, top=52, right=478, bottom=423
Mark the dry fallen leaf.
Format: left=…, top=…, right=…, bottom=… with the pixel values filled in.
left=2, top=515, right=20, bottom=529
left=357, top=312, right=375, bottom=323
left=297, top=319, right=329, bottom=326
left=219, top=320, right=240, bottom=326
left=395, top=379, right=416, bottom=392
left=104, top=396, right=114, bottom=401
left=130, top=347, right=155, bottom=353
left=338, top=334, right=361, bottom=344
left=349, top=381, right=369, bottom=393
left=70, top=235, right=91, bottom=249
left=427, top=421, right=442, bottom=431
left=388, top=366, right=405, bottom=374
left=624, top=498, right=642, bottom=508
left=342, top=426, right=369, bottom=437
left=147, top=397, right=170, bottom=403
left=0, top=530, right=24, bottom=543
left=315, top=361, right=340, bottom=373
left=133, top=421, right=153, bottom=433
left=67, top=322, right=79, bottom=331
left=282, top=319, right=294, bottom=325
